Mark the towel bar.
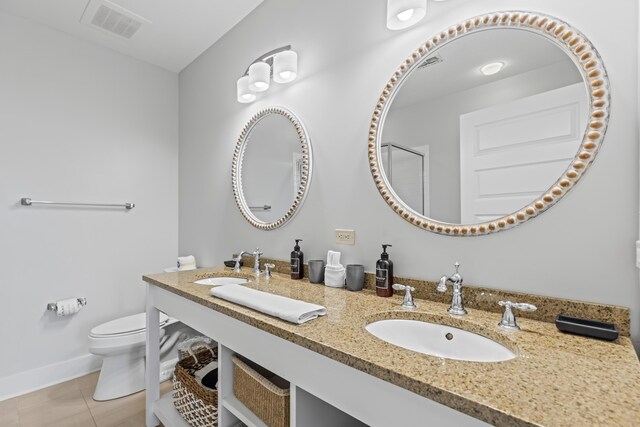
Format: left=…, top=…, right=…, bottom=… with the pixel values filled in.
left=249, top=205, right=271, bottom=211
left=21, top=198, right=135, bottom=209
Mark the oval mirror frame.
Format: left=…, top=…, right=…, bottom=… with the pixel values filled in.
left=232, top=106, right=312, bottom=230
left=369, top=11, right=610, bottom=236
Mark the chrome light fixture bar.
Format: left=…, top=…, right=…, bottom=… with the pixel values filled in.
left=237, top=45, right=298, bottom=103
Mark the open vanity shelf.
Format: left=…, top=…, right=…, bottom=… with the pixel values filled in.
left=145, top=284, right=484, bottom=427
left=149, top=343, right=366, bottom=427
left=147, top=285, right=408, bottom=427
left=149, top=341, right=367, bottom=427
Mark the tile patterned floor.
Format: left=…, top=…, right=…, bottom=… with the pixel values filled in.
left=1, top=372, right=172, bottom=427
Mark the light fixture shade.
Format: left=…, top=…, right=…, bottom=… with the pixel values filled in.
left=237, top=76, right=256, bottom=103
left=386, top=0, right=427, bottom=30
left=248, top=62, right=270, bottom=92
left=273, top=50, right=298, bottom=83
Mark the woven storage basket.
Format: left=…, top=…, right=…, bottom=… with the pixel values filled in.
left=232, top=355, right=290, bottom=427
left=173, top=346, right=219, bottom=427
left=177, top=336, right=216, bottom=361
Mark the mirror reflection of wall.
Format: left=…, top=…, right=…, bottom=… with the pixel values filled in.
left=241, top=114, right=303, bottom=223
left=381, top=28, right=586, bottom=225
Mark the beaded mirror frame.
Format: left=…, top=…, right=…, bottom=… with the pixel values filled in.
left=232, top=106, right=312, bottom=230
left=368, top=11, right=610, bottom=236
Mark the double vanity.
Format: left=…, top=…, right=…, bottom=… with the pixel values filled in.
left=140, top=9, right=639, bottom=427
left=143, top=267, right=640, bottom=427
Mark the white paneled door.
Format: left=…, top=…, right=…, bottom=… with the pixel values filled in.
left=459, top=83, right=587, bottom=224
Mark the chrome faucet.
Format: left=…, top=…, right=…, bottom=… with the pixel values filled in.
left=234, top=251, right=249, bottom=273
left=497, top=301, right=537, bottom=331
left=392, top=284, right=416, bottom=310
left=437, top=262, right=466, bottom=315
left=251, top=247, right=263, bottom=275
left=264, top=263, right=275, bottom=279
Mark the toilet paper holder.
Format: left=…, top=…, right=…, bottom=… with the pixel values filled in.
left=47, top=298, right=87, bottom=312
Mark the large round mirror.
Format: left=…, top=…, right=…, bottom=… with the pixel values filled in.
left=369, top=12, right=610, bottom=236
left=232, top=107, right=312, bottom=230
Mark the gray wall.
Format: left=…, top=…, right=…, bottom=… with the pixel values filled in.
left=178, top=0, right=640, bottom=346
left=0, top=11, right=179, bottom=397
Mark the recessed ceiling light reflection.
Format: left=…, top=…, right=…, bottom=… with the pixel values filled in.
left=480, top=62, right=505, bottom=76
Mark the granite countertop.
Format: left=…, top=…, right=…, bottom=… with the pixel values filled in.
left=143, top=267, right=640, bottom=427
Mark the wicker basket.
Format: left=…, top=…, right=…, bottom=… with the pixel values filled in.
left=173, top=347, right=219, bottom=427
left=177, top=336, right=216, bottom=361
left=232, top=355, right=290, bottom=427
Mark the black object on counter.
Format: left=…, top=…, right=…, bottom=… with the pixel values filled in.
left=555, top=315, right=619, bottom=341
left=375, top=244, right=394, bottom=297
left=224, top=260, right=242, bottom=268
left=291, top=239, right=304, bottom=280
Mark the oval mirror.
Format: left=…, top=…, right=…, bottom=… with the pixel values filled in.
left=369, top=12, right=609, bottom=236
left=232, top=107, right=312, bottom=230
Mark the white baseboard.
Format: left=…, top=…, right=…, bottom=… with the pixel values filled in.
left=0, top=353, right=102, bottom=401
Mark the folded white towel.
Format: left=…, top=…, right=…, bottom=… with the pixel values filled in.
left=327, top=250, right=341, bottom=267
left=177, top=255, right=197, bottom=271
left=324, top=265, right=345, bottom=288
left=210, top=286, right=327, bottom=324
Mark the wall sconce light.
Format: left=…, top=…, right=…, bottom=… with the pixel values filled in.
left=237, top=45, right=298, bottom=103
left=386, top=0, right=427, bottom=30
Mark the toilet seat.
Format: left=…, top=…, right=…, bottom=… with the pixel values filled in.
left=90, top=312, right=169, bottom=338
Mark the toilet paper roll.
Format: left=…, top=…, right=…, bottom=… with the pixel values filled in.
left=56, top=298, right=81, bottom=316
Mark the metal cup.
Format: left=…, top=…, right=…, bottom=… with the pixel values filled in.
left=308, top=260, right=325, bottom=284
left=346, top=264, right=365, bottom=291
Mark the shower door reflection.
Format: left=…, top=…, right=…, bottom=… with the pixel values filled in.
left=381, top=143, right=429, bottom=216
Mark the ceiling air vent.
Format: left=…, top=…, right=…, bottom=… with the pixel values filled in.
left=80, top=0, right=150, bottom=39
left=417, top=54, right=443, bottom=70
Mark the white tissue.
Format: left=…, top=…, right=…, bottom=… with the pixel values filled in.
left=56, top=298, right=81, bottom=316
left=327, top=250, right=341, bottom=267
left=324, top=266, right=345, bottom=288
left=325, top=250, right=345, bottom=287
left=177, top=255, right=197, bottom=271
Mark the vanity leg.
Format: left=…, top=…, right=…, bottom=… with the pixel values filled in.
left=218, top=343, right=240, bottom=427
left=145, top=284, right=160, bottom=427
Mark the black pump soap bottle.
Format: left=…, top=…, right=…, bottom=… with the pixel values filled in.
left=291, top=239, right=304, bottom=280
left=376, top=244, right=394, bottom=297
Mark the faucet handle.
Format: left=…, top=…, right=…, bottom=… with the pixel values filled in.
left=234, top=251, right=247, bottom=273
left=253, top=247, right=263, bottom=256
left=513, top=302, right=536, bottom=312
left=264, top=263, right=275, bottom=279
left=392, top=283, right=415, bottom=292
left=498, top=301, right=537, bottom=311
left=453, top=262, right=460, bottom=273
left=392, top=284, right=416, bottom=310
left=497, top=301, right=537, bottom=330
left=437, top=276, right=448, bottom=292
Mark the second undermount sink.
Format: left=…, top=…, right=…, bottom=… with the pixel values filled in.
left=366, top=319, right=515, bottom=363
left=193, top=277, right=250, bottom=286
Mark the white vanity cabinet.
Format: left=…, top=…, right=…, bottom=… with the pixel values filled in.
left=144, top=284, right=488, bottom=427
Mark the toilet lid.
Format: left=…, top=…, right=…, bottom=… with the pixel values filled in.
left=90, top=312, right=169, bottom=337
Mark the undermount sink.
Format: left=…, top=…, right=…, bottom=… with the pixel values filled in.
left=365, top=319, right=515, bottom=362
left=193, top=277, right=250, bottom=286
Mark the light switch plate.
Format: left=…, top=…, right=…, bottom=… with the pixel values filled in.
left=636, top=241, right=640, bottom=269
left=335, top=229, right=355, bottom=245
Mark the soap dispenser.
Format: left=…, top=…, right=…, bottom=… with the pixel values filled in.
left=291, top=239, right=304, bottom=280
left=376, top=244, right=394, bottom=297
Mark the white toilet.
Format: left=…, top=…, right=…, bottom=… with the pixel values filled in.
left=89, top=312, right=191, bottom=401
